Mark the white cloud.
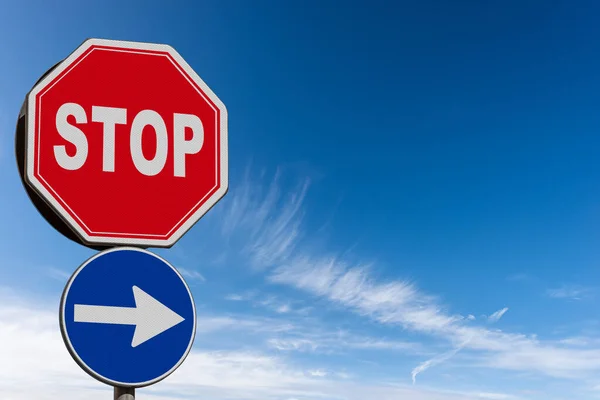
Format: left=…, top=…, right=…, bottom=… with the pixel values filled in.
left=267, top=334, right=423, bottom=354
left=44, top=266, right=71, bottom=282
left=257, top=295, right=297, bottom=314
left=268, top=338, right=320, bottom=352
left=411, top=339, right=472, bottom=384
left=194, top=315, right=253, bottom=334
left=224, top=290, right=257, bottom=302
left=0, top=292, right=518, bottom=400
left=264, top=322, right=425, bottom=356
left=487, top=308, right=509, bottom=323
left=345, top=337, right=424, bottom=352
left=308, top=369, right=328, bottom=377
left=558, top=337, right=600, bottom=347
left=176, top=267, right=206, bottom=282
left=472, top=393, right=521, bottom=400
left=218, top=169, right=600, bottom=384
left=270, top=254, right=600, bottom=380
left=269, top=257, right=459, bottom=333
left=546, top=285, right=593, bottom=300
left=225, top=294, right=245, bottom=301
left=221, top=167, right=309, bottom=269
left=276, top=303, right=292, bottom=313
left=194, top=310, right=424, bottom=357
left=225, top=290, right=308, bottom=316
left=195, top=314, right=294, bottom=335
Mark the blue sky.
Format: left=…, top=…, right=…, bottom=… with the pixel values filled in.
left=2, top=1, right=600, bottom=399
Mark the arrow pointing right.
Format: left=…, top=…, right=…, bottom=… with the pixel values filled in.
left=74, top=286, right=185, bottom=347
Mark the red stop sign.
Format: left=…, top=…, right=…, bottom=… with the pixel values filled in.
left=23, top=39, right=228, bottom=248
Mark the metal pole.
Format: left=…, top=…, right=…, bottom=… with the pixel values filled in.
left=114, top=386, right=135, bottom=400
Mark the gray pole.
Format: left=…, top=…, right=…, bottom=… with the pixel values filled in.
left=114, top=386, right=135, bottom=400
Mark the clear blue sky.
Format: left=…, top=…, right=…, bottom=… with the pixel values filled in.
left=1, top=1, right=600, bottom=399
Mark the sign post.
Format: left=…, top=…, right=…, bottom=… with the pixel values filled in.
left=16, top=38, right=228, bottom=398
left=114, top=387, right=135, bottom=400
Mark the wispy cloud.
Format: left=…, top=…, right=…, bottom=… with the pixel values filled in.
left=275, top=303, right=291, bottom=313
left=224, top=290, right=257, bottom=302
left=221, top=167, right=309, bottom=269
left=266, top=333, right=423, bottom=355
left=308, top=369, right=328, bottom=377
left=195, top=314, right=294, bottom=335
left=225, top=294, right=245, bottom=301
left=346, top=337, right=424, bottom=352
left=268, top=338, right=320, bottom=352
left=412, top=339, right=472, bottom=384
left=546, top=284, right=593, bottom=301
left=257, top=295, right=298, bottom=314
left=269, top=258, right=460, bottom=334
left=410, top=305, right=508, bottom=383
left=0, top=291, right=519, bottom=400
left=487, top=308, right=509, bottom=323
left=216, top=169, right=600, bottom=384
left=558, top=337, right=600, bottom=347
left=44, top=267, right=71, bottom=282
left=224, top=290, right=308, bottom=316
left=257, top=295, right=287, bottom=312
left=268, top=249, right=600, bottom=380
left=177, top=267, right=206, bottom=282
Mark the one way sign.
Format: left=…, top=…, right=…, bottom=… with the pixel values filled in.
left=60, top=247, right=196, bottom=387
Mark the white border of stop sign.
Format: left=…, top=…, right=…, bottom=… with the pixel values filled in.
left=24, top=38, right=228, bottom=248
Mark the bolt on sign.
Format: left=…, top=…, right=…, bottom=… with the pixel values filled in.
left=15, top=38, right=228, bottom=249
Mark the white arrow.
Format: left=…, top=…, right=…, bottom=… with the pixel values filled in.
left=73, top=286, right=185, bottom=347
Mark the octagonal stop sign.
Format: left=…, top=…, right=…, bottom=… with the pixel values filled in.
left=16, top=38, right=228, bottom=248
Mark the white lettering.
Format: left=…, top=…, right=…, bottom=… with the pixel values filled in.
left=54, top=103, right=202, bottom=176
left=54, top=103, right=88, bottom=170
left=173, top=113, right=204, bottom=177
left=92, top=106, right=127, bottom=172
left=130, top=110, right=168, bottom=176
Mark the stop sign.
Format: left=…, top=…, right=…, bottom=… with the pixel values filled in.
left=21, top=38, right=228, bottom=248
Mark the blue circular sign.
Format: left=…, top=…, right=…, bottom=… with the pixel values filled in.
left=60, top=247, right=196, bottom=387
